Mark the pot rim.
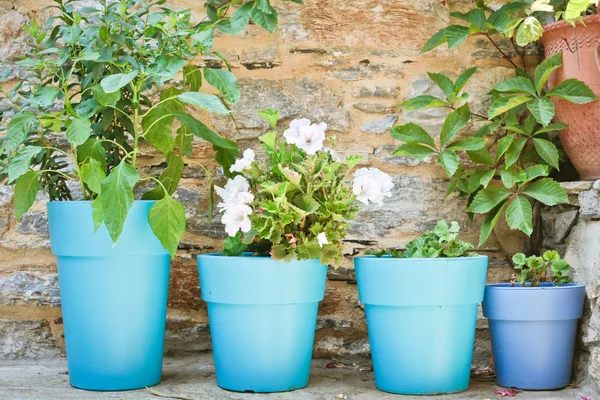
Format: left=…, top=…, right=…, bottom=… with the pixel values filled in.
left=47, top=199, right=157, bottom=205
left=354, top=254, right=488, bottom=262
left=485, top=282, right=584, bottom=291
left=197, top=252, right=324, bottom=262
left=542, top=14, right=600, bottom=35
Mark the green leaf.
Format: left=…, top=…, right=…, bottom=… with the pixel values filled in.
left=152, top=56, right=186, bottom=86
left=183, top=65, right=202, bottom=91
left=421, top=29, right=447, bottom=53
left=100, top=71, right=138, bottom=93
left=454, top=67, right=477, bottom=93
left=174, top=112, right=237, bottom=151
left=400, top=95, right=447, bottom=110
left=77, top=138, right=106, bottom=171
left=493, top=77, right=537, bottom=96
left=428, top=72, right=455, bottom=97
left=467, top=147, right=494, bottom=165
left=504, top=137, right=528, bottom=167
left=6, top=113, right=36, bottom=152
left=204, top=68, right=240, bottom=104
left=522, top=178, right=568, bottom=205
left=177, top=92, right=229, bottom=114
left=8, top=145, right=42, bottom=183
left=259, top=130, right=278, bottom=149
left=142, top=107, right=175, bottom=154
left=440, top=105, right=470, bottom=147
left=438, top=150, right=459, bottom=177
left=506, top=196, right=533, bottom=236
left=149, top=195, right=186, bottom=258
left=221, top=1, right=255, bottom=34
left=467, top=186, right=513, bottom=213
left=446, top=137, right=486, bottom=151
left=516, top=16, right=543, bottom=46
left=75, top=99, right=101, bottom=119
left=533, top=138, right=560, bottom=169
left=534, top=123, right=569, bottom=135
left=100, top=161, right=140, bottom=243
left=496, top=134, right=515, bottom=161
left=547, top=78, right=598, bottom=104
left=345, top=155, right=363, bottom=170
left=142, top=153, right=184, bottom=200
left=534, top=52, right=562, bottom=95
left=564, top=0, right=596, bottom=22
left=500, top=168, right=525, bottom=188
left=251, top=3, right=278, bottom=33
left=475, top=121, right=501, bottom=137
left=478, top=200, right=508, bottom=246
left=488, top=95, right=532, bottom=119
left=390, top=123, right=436, bottom=147
left=14, top=171, right=39, bottom=220
left=92, top=84, right=121, bottom=106
left=80, top=158, right=106, bottom=194
left=444, top=25, right=470, bottom=48
left=92, top=197, right=104, bottom=232
left=524, top=164, right=549, bottom=182
left=392, top=143, right=436, bottom=159
left=451, top=9, right=486, bottom=29
left=527, top=97, right=555, bottom=127
left=66, top=117, right=92, bottom=146
left=257, top=108, right=279, bottom=129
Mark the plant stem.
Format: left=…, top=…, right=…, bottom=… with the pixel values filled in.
left=132, top=84, right=140, bottom=168
left=483, top=33, right=520, bottom=70
left=510, top=36, right=528, bottom=74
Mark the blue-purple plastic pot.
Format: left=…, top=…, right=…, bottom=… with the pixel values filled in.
left=197, top=254, right=327, bottom=393
left=355, top=255, right=488, bottom=395
left=48, top=201, right=170, bottom=391
left=483, top=283, right=585, bottom=390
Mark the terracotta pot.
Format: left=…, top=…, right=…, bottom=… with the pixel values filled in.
left=539, top=15, right=600, bottom=180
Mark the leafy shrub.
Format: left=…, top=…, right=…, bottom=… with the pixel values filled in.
left=511, top=250, right=571, bottom=287
left=366, top=220, right=477, bottom=259
left=215, top=110, right=394, bottom=267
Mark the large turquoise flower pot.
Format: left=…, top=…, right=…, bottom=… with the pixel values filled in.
left=47, top=201, right=170, bottom=391
left=197, top=254, right=327, bottom=393
left=355, top=255, right=488, bottom=395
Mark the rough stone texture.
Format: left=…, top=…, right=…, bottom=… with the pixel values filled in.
left=541, top=183, right=600, bottom=393
left=3, top=354, right=596, bottom=400
left=0, top=0, right=536, bottom=385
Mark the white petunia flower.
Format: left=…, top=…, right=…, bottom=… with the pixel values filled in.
left=284, top=118, right=327, bottom=155
left=317, top=232, right=329, bottom=247
left=221, top=204, right=252, bottom=236
left=352, top=168, right=394, bottom=206
left=214, top=175, right=253, bottom=210
left=230, top=148, right=256, bottom=173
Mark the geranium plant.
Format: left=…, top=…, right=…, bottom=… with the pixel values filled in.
left=511, top=250, right=571, bottom=287
left=0, top=0, right=290, bottom=257
left=366, top=220, right=477, bottom=258
left=215, top=110, right=394, bottom=267
left=391, top=0, right=597, bottom=246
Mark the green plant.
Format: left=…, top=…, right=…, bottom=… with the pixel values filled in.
left=216, top=110, right=394, bottom=267
left=366, top=220, right=477, bottom=258
left=511, top=250, right=571, bottom=286
left=0, top=0, right=291, bottom=257
left=391, top=1, right=597, bottom=246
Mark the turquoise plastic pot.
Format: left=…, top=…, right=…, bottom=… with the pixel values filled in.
left=197, top=254, right=327, bottom=393
left=483, top=283, right=585, bottom=390
left=47, top=201, right=170, bottom=391
left=355, top=255, right=488, bottom=395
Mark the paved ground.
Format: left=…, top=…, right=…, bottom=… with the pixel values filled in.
left=1, top=354, right=597, bottom=400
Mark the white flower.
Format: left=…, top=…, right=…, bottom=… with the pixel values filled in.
left=230, top=148, right=255, bottom=173
left=352, top=168, right=394, bottom=206
left=317, top=232, right=329, bottom=247
left=221, top=204, right=252, bottom=236
left=214, top=175, right=253, bottom=210
left=284, top=118, right=327, bottom=155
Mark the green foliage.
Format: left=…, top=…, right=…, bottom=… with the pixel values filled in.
left=392, top=2, right=598, bottom=246
left=511, top=250, right=572, bottom=287
left=366, top=220, right=477, bottom=259
left=0, top=0, right=286, bottom=257
left=220, top=111, right=371, bottom=268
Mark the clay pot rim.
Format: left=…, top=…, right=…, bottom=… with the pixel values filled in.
left=542, top=13, right=600, bottom=34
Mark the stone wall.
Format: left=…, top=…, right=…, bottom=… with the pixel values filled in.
left=1, top=0, right=531, bottom=376
left=541, top=182, right=600, bottom=393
